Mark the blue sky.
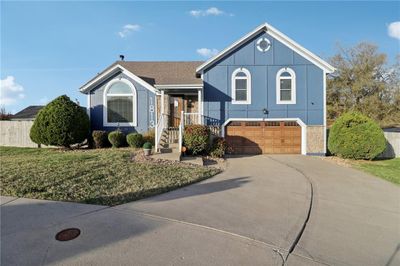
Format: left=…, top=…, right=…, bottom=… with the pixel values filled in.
left=1, top=1, right=399, bottom=114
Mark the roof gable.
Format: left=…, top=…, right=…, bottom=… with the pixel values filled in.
left=12, top=105, right=44, bottom=120
left=196, top=23, right=335, bottom=74
left=79, top=61, right=203, bottom=94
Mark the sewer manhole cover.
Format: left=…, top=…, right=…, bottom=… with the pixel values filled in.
left=55, top=228, right=81, bottom=241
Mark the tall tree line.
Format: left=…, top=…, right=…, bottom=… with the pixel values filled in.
left=327, top=42, right=400, bottom=127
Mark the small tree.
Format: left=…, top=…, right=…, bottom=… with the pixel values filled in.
left=30, top=95, right=90, bottom=148
left=328, top=112, right=386, bottom=160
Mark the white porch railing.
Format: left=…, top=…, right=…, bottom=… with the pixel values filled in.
left=156, top=112, right=221, bottom=153
left=155, top=113, right=168, bottom=150
left=178, top=111, right=184, bottom=154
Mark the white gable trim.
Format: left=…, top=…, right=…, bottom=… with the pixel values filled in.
left=196, top=23, right=335, bottom=74
left=79, top=64, right=157, bottom=94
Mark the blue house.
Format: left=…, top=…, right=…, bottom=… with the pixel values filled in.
left=79, top=23, right=335, bottom=155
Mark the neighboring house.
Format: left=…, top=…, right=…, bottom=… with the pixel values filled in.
left=11, top=105, right=44, bottom=120
left=79, top=23, right=335, bottom=155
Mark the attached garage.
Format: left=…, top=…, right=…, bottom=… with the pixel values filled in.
left=225, top=120, right=302, bottom=154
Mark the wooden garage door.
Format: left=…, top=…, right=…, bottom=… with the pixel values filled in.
left=225, top=121, right=301, bottom=154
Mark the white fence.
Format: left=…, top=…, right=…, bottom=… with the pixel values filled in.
left=0, top=121, right=38, bottom=148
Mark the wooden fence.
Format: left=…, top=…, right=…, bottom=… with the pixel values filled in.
left=0, top=121, right=38, bottom=148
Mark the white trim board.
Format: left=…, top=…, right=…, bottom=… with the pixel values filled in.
left=221, top=117, right=307, bottom=155
left=79, top=64, right=157, bottom=94
left=86, top=93, right=91, bottom=119
left=323, top=70, right=327, bottom=154
left=196, top=22, right=335, bottom=74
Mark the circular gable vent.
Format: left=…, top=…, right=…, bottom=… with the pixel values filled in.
left=257, top=37, right=271, bottom=52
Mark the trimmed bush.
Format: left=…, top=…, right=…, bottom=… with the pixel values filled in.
left=209, top=137, right=228, bottom=158
left=143, top=142, right=152, bottom=149
left=126, top=133, right=143, bottom=148
left=30, top=95, right=90, bottom=148
left=183, top=125, right=210, bottom=155
left=328, top=112, right=386, bottom=160
left=108, top=130, right=125, bottom=148
left=143, top=129, right=155, bottom=145
left=92, top=130, right=109, bottom=148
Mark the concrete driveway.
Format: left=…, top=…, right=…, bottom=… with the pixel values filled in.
left=1, top=155, right=399, bottom=265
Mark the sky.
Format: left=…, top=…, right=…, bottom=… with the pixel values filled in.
left=1, top=1, right=399, bottom=114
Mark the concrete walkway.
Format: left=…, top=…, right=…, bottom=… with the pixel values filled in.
left=1, top=155, right=399, bottom=265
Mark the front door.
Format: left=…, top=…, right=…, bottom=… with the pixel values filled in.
left=169, top=96, right=183, bottom=127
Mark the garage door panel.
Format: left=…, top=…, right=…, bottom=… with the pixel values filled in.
left=226, top=121, right=302, bottom=155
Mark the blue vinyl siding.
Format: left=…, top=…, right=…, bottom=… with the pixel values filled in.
left=88, top=72, right=155, bottom=134
left=203, top=31, right=324, bottom=126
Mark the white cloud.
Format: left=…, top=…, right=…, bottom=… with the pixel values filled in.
left=189, top=10, right=202, bottom=17
left=189, top=7, right=233, bottom=18
left=118, top=24, right=141, bottom=38
left=196, top=48, right=219, bottom=58
left=388, top=21, right=400, bottom=40
left=0, top=76, right=25, bottom=106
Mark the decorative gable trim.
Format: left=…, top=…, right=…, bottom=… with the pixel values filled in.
left=196, top=23, right=335, bottom=74
left=79, top=64, right=157, bottom=94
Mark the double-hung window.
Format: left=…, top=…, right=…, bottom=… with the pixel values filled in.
left=232, top=68, right=251, bottom=104
left=276, top=68, right=296, bottom=104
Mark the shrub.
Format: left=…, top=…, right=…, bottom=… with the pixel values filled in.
left=92, top=130, right=109, bottom=148
left=183, top=125, right=210, bottom=155
left=328, top=112, right=386, bottom=160
left=126, top=133, right=143, bottom=148
left=209, top=137, right=228, bottom=158
left=30, top=95, right=90, bottom=148
left=143, top=129, right=155, bottom=145
left=143, top=142, right=152, bottom=149
left=108, top=130, right=125, bottom=148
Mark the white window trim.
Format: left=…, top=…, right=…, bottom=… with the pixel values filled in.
left=231, top=68, right=251, bottom=105
left=103, top=78, right=137, bottom=127
left=276, top=67, right=296, bottom=105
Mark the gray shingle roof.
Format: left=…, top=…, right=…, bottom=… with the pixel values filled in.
left=118, top=61, right=203, bottom=85
left=12, top=105, right=44, bottom=120
left=80, top=61, right=204, bottom=91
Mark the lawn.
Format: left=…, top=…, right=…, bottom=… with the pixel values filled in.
left=352, top=158, right=400, bottom=185
left=0, top=147, right=220, bottom=205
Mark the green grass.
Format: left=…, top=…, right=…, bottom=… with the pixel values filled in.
left=0, top=147, right=220, bottom=206
left=353, top=158, right=400, bottom=185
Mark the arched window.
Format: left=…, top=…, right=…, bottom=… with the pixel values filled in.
left=232, top=68, right=251, bottom=104
left=103, top=78, right=137, bottom=126
left=276, top=68, right=296, bottom=104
